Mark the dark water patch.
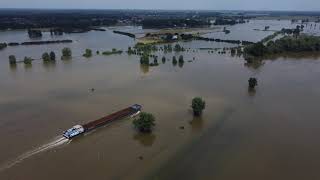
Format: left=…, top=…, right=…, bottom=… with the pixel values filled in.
left=146, top=107, right=236, bottom=180
left=133, top=133, right=156, bottom=147
left=47, top=89, right=90, bottom=102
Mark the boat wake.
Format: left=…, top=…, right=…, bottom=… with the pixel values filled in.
left=0, top=136, right=70, bottom=172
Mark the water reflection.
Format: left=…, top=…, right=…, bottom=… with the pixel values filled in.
left=140, top=64, right=149, bottom=74
left=42, top=61, right=56, bottom=71
left=281, top=52, right=320, bottom=60
left=178, top=62, right=184, bottom=68
left=248, top=87, right=257, bottom=97
left=162, top=58, right=166, bottom=64
left=61, top=57, right=72, bottom=62
left=244, top=60, right=265, bottom=70
left=172, top=62, right=177, bottom=67
left=9, top=64, right=17, bottom=72
left=231, top=51, right=236, bottom=57
left=61, top=58, right=72, bottom=67
left=133, top=133, right=156, bottom=147
left=244, top=52, right=320, bottom=73
left=189, top=116, right=204, bottom=132
left=24, top=63, right=32, bottom=70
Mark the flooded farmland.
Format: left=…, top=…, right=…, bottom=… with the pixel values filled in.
left=1, top=20, right=320, bottom=180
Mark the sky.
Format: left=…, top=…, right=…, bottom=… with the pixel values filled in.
left=0, top=0, right=319, bottom=11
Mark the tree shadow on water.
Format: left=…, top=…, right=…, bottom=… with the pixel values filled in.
left=133, top=133, right=156, bottom=147
left=24, top=63, right=32, bottom=70
left=140, top=64, right=149, bottom=74
left=248, top=87, right=257, bottom=97
left=178, top=62, right=184, bottom=68
left=42, top=61, right=56, bottom=71
left=244, top=60, right=265, bottom=70
left=189, top=116, right=204, bottom=132
left=9, top=64, right=17, bottom=72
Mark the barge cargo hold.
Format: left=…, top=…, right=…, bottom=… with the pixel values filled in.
left=63, top=104, right=142, bottom=139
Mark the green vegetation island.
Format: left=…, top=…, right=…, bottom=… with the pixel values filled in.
left=244, top=35, right=320, bottom=61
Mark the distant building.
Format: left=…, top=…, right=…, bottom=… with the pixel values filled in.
left=172, top=35, right=178, bottom=40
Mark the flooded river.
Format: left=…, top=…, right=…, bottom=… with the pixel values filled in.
left=0, top=20, right=320, bottom=180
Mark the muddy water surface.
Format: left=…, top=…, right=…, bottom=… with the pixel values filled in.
left=0, top=22, right=320, bottom=180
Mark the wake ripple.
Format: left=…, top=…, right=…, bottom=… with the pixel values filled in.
left=0, top=136, right=70, bottom=172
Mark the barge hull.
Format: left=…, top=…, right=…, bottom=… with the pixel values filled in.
left=82, top=104, right=141, bottom=131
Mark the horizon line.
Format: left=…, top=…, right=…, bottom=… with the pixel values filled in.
left=0, top=8, right=320, bottom=12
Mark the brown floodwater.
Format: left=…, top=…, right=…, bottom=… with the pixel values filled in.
left=0, top=22, right=320, bottom=180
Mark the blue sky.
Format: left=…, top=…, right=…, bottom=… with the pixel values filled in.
left=0, top=0, right=319, bottom=11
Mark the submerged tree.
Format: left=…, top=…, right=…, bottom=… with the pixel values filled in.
left=162, top=56, right=166, bottom=64
left=191, top=97, right=206, bottom=116
left=127, top=46, right=135, bottom=55
left=61, top=47, right=72, bottom=59
left=178, top=55, right=184, bottom=68
left=248, top=77, right=258, bottom=89
left=49, top=51, right=56, bottom=61
left=23, top=57, right=32, bottom=64
left=8, top=55, right=16, bottom=65
left=0, top=43, right=7, bottom=50
left=153, top=56, right=158, bottom=65
left=133, top=112, right=155, bottom=133
left=164, top=44, right=173, bottom=53
left=83, top=49, right=92, bottom=58
left=178, top=55, right=184, bottom=63
left=172, top=56, right=177, bottom=66
left=42, top=52, right=50, bottom=62
left=140, top=54, right=150, bottom=65
left=293, top=26, right=301, bottom=37
left=174, top=44, right=185, bottom=52
left=230, top=48, right=236, bottom=56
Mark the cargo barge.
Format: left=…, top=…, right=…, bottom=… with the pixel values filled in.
left=63, top=104, right=142, bottom=139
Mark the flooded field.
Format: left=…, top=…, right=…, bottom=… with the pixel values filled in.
left=1, top=20, right=320, bottom=180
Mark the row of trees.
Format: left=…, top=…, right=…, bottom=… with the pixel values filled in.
left=10, top=45, right=187, bottom=67
left=9, top=55, right=33, bottom=65
left=140, top=54, right=185, bottom=67
left=173, top=44, right=185, bottom=52
left=9, top=46, right=137, bottom=65
left=172, top=55, right=184, bottom=66
left=27, top=29, right=42, bottom=38
left=133, top=43, right=186, bottom=55
left=196, top=36, right=251, bottom=45
left=42, top=52, right=56, bottom=62
left=1, top=40, right=72, bottom=50
left=142, top=18, right=209, bottom=28
left=113, top=31, right=136, bottom=38
left=281, top=25, right=304, bottom=36
left=163, top=44, right=186, bottom=52
left=0, top=11, right=117, bottom=31
left=9, top=48, right=71, bottom=65
left=244, top=35, right=320, bottom=59
left=102, top=48, right=123, bottom=55
left=258, top=25, right=304, bottom=45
